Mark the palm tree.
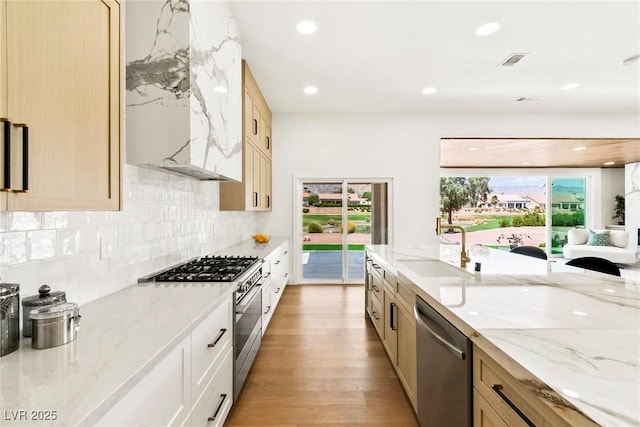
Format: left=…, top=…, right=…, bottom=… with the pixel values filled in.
left=491, top=194, right=499, bottom=207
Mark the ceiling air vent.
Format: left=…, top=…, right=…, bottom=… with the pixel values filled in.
left=499, top=53, right=529, bottom=66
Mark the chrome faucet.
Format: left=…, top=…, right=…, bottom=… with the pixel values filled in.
left=436, top=217, right=471, bottom=268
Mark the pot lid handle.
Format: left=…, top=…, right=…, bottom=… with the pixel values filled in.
left=38, top=284, right=51, bottom=297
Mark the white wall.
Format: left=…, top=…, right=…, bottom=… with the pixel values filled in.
left=0, top=166, right=256, bottom=306
left=601, top=168, right=626, bottom=226
left=260, top=113, right=639, bottom=280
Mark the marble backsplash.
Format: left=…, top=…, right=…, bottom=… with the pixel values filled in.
left=0, top=165, right=256, bottom=307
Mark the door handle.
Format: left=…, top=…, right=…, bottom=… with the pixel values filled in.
left=13, top=123, right=28, bottom=192
left=1, top=118, right=11, bottom=191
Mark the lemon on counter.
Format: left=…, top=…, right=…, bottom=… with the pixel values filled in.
left=252, top=233, right=270, bottom=243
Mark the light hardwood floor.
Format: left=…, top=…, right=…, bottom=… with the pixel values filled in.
left=225, top=284, right=419, bottom=427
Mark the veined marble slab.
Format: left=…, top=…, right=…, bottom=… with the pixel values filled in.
left=366, top=244, right=640, bottom=427
left=126, top=0, right=242, bottom=181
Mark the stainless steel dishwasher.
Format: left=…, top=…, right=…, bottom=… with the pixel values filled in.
left=415, top=295, right=472, bottom=427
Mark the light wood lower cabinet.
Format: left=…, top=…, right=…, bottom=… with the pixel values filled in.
left=365, top=252, right=418, bottom=412
left=473, top=345, right=580, bottom=427
left=1, top=0, right=120, bottom=211
left=96, top=293, right=234, bottom=427
left=474, top=389, right=509, bottom=427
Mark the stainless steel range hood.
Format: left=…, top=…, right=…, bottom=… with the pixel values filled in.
left=125, top=0, right=242, bottom=182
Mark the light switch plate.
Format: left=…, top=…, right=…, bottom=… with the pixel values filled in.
left=99, top=228, right=117, bottom=260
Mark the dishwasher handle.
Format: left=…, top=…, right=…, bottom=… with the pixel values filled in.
left=414, top=305, right=466, bottom=360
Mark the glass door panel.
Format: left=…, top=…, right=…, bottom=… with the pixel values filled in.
left=301, top=180, right=388, bottom=283
left=302, top=182, right=343, bottom=280
left=550, top=177, right=586, bottom=255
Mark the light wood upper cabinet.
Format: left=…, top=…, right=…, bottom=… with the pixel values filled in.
left=220, top=61, right=272, bottom=211
left=0, top=0, right=121, bottom=211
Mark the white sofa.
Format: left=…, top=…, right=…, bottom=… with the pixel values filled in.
left=562, top=229, right=637, bottom=265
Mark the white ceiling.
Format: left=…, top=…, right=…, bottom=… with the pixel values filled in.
left=229, top=1, right=640, bottom=115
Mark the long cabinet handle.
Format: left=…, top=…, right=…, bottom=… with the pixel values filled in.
left=371, top=310, right=379, bottom=320
left=253, top=192, right=258, bottom=207
left=264, top=305, right=271, bottom=315
left=1, top=118, right=11, bottom=191
left=265, top=136, right=270, bottom=149
left=390, top=302, right=397, bottom=330
left=266, top=195, right=270, bottom=208
left=207, top=393, right=228, bottom=422
left=274, top=287, right=281, bottom=294
left=252, top=119, right=258, bottom=135
left=13, top=123, right=28, bottom=192
left=491, top=384, right=536, bottom=427
left=207, top=328, right=227, bottom=348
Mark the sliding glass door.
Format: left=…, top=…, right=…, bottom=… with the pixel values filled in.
left=550, top=177, right=586, bottom=254
left=300, top=180, right=389, bottom=283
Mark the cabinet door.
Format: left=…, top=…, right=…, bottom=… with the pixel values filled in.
left=280, top=240, right=289, bottom=287
left=474, top=389, right=510, bottom=427
left=251, top=145, right=261, bottom=210
left=95, top=335, right=191, bottom=427
left=244, top=142, right=255, bottom=209
left=397, top=304, right=417, bottom=411
left=243, top=90, right=256, bottom=145
left=383, top=288, right=398, bottom=365
left=3, top=0, right=120, bottom=211
left=260, top=155, right=271, bottom=210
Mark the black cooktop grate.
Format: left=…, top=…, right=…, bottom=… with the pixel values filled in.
left=154, top=256, right=260, bottom=282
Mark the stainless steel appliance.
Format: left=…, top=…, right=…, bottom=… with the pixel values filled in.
left=0, top=283, right=20, bottom=357
left=140, top=255, right=264, bottom=398
left=22, top=284, right=67, bottom=337
left=30, top=302, right=81, bottom=349
left=415, top=295, right=472, bottom=427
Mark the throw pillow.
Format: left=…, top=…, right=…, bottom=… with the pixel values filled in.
left=586, top=229, right=610, bottom=246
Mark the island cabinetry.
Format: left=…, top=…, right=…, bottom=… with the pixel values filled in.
left=395, top=275, right=417, bottom=411
left=220, top=61, right=272, bottom=211
left=96, top=292, right=234, bottom=427
left=0, top=0, right=121, bottom=211
left=473, top=345, right=576, bottom=427
left=365, top=252, right=417, bottom=412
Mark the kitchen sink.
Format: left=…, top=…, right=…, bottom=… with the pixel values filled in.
left=397, top=259, right=472, bottom=278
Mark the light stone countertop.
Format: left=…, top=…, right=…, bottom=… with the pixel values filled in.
left=0, top=238, right=288, bottom=427
left=366, top=244, right=640, bottom=427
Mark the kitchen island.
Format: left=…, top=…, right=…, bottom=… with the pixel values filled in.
left=366, top=244, right=640, bottom=427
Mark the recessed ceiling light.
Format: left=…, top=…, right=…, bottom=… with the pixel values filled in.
left=573, top=310, right=587, bottom=316
left=621, top=54, right=640, bottom=66
left=422, top=87, right=437, bottom=95
left=303, top=86, right=318, bottom=95
left=603, top=161, right=616, bottom=166
left=562, top=82, right=580, bottom=90
left=296, top=20, right=317, bottom=34
left=573, top=146, right=586, bottom=151
left=214, top=86, right=227, bottom=93
left=475, top=22, right=501, bottom=37
left=521, top=162, right=529, bottom=165
left=468, top=147, right=479, bottom=151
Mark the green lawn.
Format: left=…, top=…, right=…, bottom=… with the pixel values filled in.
left=303, top=214, right=371, bottom=225
left=303, top=244, right=366, bottom=251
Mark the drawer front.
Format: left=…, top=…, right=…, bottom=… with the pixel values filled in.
left=192, top=297, right=233, bottom=402
left=190, top=347, right=234, bottom=427
left=369, top=271, right=384, bottom=307
left=474, top=389, right=509, bottom=427
left=396, top=277, right=415, bottom=312
left=370, top=289, right=384, bottom=338
left=474, top=346, right=572, bottom=427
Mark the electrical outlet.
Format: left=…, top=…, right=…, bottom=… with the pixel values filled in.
left=99, top=228, right=116, bottom=260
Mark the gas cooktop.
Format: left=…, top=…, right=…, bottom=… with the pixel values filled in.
left=149, top=256, right=260, bottom=283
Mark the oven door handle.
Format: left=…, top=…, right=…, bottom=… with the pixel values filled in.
left=236, top=285, right=261, bottom=316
